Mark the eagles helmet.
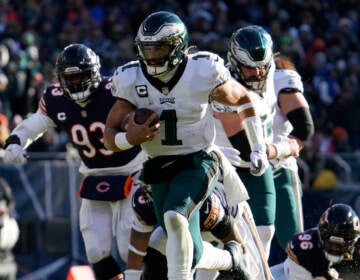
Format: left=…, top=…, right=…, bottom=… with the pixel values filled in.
left=56, top=44, right=101, bottom=105
left=318, top=203, right=360, bottom=263
left=227, top=25, right=273, bottom=91
left=135, top=11, right=189, bottom=77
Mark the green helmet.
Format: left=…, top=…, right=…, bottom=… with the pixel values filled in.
left=227, top=25, right=273, bottom=91
left=135, top=11, right=189, bottom=77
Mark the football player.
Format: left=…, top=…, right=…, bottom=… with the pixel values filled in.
left=282, top=203, right=360, bottom=279
left=126, top=181, right=272, bottom=280
left=212, top=26, right=278, bottom=259
left=104, top=11, right=268, bottom=280
left=213, top=26, right=313, bottom=258
left=271, top=53, right=314, bottom=250
left=3, top=44, right=148, bottom=280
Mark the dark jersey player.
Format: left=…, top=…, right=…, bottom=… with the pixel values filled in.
left=283, top=203, right=360, bottom=280
left=3, top=44, right=148, bottom=280
left=127, top=182, right=273, bottom=280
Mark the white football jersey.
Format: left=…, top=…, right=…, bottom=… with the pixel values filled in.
left=111, top=51, right=231, bottom=157
left=213, top=61, right=277, bottom=147
left=272, top=69, right=304, bottom=171
left=249, top=61, right=277, bottom=144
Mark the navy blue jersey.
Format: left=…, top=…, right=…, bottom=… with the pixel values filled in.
left=286, top=228, right=360, bottom=279
left=39, top=78, right=141, bottom=169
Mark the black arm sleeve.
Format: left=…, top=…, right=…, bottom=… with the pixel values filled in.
left=4, top=135, right=21, bottom=149
left=286, top=107, right=314, bottom=141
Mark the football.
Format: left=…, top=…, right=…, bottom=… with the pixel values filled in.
left=134, top=108, right=159, bottom=126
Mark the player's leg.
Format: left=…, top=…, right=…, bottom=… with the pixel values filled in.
left=274, top=168, right=303, bottom=249
left=151, top=151, right=219, bottom=279
left=114, top=180, right=141, bottom=262
left=142, top=227, right=168, bottom=280
left=237, top=167, right=276, bottom=259
left=79, top=199, right=123, bottom=280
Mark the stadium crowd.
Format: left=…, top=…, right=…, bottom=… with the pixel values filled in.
left=0, top=1, right=359, bottom=180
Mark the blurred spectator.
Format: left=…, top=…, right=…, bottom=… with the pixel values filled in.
left=0, top=113, right=9, bottom=148
left=0, top=0, right=357, bottom=182
left=0, top=177, right=19, bottom=280
left=331, top=126, right=352, bottom=153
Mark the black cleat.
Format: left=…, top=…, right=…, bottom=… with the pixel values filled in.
left=217, top=241, right=250, bottom=280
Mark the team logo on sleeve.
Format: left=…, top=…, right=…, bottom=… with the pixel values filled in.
left=135, top=85, right=148, bottom=97
left=57, top=112, right=67, bottom=121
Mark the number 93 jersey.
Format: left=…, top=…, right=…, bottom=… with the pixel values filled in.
left=111, top=51, right=231, bottom=157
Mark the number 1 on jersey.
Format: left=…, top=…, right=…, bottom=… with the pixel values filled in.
left=160, top=109, right=182, bottom=145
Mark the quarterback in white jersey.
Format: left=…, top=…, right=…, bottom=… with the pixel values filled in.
left=105, top=11, right=268, bottom=280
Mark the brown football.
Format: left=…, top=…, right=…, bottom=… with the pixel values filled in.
left=134, top=108, right=159, bottom=126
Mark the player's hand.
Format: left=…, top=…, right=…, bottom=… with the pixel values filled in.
left=218, top=146, right=242, bottom=167
left=4, top=144, right=27, bottom=164
left=126, top=112, right=160, bottom=145
left=288, top=138, right=300, bottom=157
left=250, top=146, right=269, bottom=176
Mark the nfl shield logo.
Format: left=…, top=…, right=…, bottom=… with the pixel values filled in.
left=161, top=87, right=169, bottom=95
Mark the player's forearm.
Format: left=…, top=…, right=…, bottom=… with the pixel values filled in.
left=104, top=126, right=122, bottom=152
left=127, top=229, right=151, bottom=269
left=10, top=110, right=53, bottom=149
left=267, top=138, right=300, bottom=159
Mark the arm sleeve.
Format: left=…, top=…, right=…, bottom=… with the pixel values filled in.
left=286, top=107, right=314, bottom=141
left=11, top=109, right=56, bottom=149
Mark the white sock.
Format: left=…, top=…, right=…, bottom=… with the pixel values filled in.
left=196, top=241, right=232, bottom=271
left=256, top=225, right=275, bottom=260
left=195, top=269, right=219, bottom=280
left=124, top=269, right=142, bottom=280
left=164, top=211, right=193, bottom=280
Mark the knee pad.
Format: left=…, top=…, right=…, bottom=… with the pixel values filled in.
left=164, top=210, right=188, bottom=232
left=92, top=255, right=122, bottom=280
left=142, top=247, right=167, bottom=280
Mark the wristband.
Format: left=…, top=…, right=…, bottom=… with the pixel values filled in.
left=274, top=141, right=291, bottom=159
left=114, top=132, right=134, bottom=150
left=128, top=244, right=147, bottom=257
left=4, top=135, right=21, bottom=149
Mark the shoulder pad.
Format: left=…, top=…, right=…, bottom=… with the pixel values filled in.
left=274, top=69, right=303, bottom=94
left=188, top=51, right=230, bottom=84
left=189, top=51, right=224, bottom=64
left=112, top=61, right=140, bottom=97
left=43, top=84, right=64, bottom=97
left=97, top=77, right=113, bottom=93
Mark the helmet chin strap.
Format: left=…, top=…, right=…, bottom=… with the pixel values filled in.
left=149, top=63, right=179, bottom=83
left=324, top=251, right=344, bottom=264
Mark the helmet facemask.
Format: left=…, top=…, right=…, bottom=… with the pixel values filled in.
left=318, top=203, right=360, bottom=264
left=228, top=52, right=271, bottom=92
left=59, top=68, right=100, bottom=105
left=135, top=38, right=182, bottom=77
left=320, top=228, right=357, bottom=263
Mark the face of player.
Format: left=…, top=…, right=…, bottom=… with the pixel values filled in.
left=140, top=43, right=172, bottom=67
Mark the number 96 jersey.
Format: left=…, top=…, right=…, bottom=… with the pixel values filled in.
left=111, top=51, right=231, bottom=157
left=285, top=228, right=330, bottom=277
